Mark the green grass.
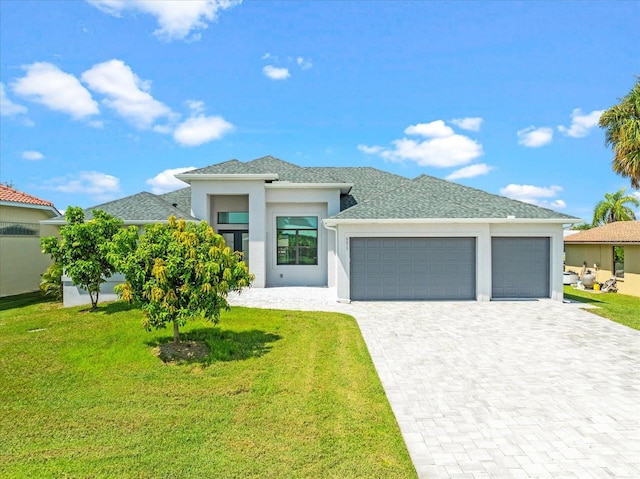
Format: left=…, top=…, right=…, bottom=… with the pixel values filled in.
left=564, top=286, right=640, bottom=331
left=0, top=293, right=416, bottom=479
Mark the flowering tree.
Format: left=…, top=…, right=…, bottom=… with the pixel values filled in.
left=108, top=216, right=253, bottom=344
left=41, top=207, right=122, bottom=309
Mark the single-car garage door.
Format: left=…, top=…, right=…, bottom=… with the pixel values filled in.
left=492, top=237, right=550, bottom=299
left=350, top=237, right=476, bottom=300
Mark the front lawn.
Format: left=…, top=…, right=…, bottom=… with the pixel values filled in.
left=0, top=293, right=416, bottom=479
left=564, top=286, right=640, bottom=331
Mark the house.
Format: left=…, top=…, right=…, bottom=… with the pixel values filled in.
left=564, top=221, right=640, bottom=297
left=49, top=156, right=579, bottom=305
left=0, top=185, right=61, bottom=297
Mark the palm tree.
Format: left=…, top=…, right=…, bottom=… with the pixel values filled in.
left=592, top=188, right=639, bottom=226
left=598, top=78, right=640, bottom=188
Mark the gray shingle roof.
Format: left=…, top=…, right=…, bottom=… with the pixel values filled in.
left=85, top=192, right=198, bottom=222
left=159, top=187, right=192, bottom=216
left=246, top=156, right=341, bottom=183
left=331, top=174, right=579, bottom=220
left=184, top=159, right=255, bottom=175
left=79, top=156, right=578, bottom=223
left=309, top=166, right=413, bottom=210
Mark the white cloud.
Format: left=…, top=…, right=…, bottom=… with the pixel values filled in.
left=263, top=65, right=290, bottom=80
left=500, top=184, right=566, bottom=208
left=0, top=82, right=28, bottom=116
left=558, top=108, right=604, bottom=138
left=186, top=100, right=205, bottom=115
left=22, top=150, right=44, bottom=161
left=82, top=59, right=173, bottom=129
left=296, top=57, right=313, bottom=70
left=173, top=115, right=234, bottom=146
left=357, top=144, right=384, bottom=154
left=359, top=120, right=483, bottom=168
left=517, top=126, right=553, bottom=148
left=87, top=0, right=241, bottom=42
left=445, top=163, right=493, bottom=180
left=405, top=120, right=454, bottom=138
left=451, top=117, right=483, bottom=132
left=12, top=62, right=99, bottom=119
left=44, top=171, right=121, bottom=201
left=146, top=167, right=195, bottom=194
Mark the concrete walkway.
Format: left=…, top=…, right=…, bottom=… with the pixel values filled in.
left=229, top=288, right=640, bottom=478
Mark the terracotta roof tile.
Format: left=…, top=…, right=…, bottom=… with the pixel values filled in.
left=0, top=185, right=54, bottom=207
left=564, top=221, right=640, bottom=243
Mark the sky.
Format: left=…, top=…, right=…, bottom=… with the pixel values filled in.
left=1, top=0, right=638, bottom=223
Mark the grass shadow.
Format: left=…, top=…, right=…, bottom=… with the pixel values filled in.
left=563, top=292, right=605, bottom=305
left=0, top=292, right=56, bottom=312
left=146, top=327, right=282, bottom=365
left=95, top=301, right=139, bottom=315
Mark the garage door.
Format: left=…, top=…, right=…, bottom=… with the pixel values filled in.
left=492, top=237, right=550, bottom=299
left=350, top=237, right=476, bottom=300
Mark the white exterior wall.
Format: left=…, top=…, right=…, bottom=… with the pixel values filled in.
left=191, top=180, right=268, bottom=287
left=331, top=221, right=566, bottom=302
left=265, top=187, right=340, bottom=287
left=62, top=273, right=125, bottom=307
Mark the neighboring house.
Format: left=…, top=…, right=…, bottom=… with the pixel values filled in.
left=564, top=221, right=640, bottom=298
left=0, top=185, right=60, bottom=297
left=49, top=156, right=579, bottom=305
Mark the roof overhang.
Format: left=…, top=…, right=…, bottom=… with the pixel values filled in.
left=323, top=217, right=578, bottom=227
left=565, top=241, right=640, bottom=245
left=266, top=182, right=353, bottom=195
left=1, top=200, right=61, bottom=216
left=175, top=173, right=279, bottom=184
left=40, top=218, right=200, bottom=226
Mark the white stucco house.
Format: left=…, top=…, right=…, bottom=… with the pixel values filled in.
left=49, top=156, right=580, bottom=305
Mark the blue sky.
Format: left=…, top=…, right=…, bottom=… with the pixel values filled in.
left=1, top=0, right=638, bottom=222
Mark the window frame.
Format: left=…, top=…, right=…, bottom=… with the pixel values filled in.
left=613, top=245, right=624, bottom=279
left=276, top=216, right=319, bottom=266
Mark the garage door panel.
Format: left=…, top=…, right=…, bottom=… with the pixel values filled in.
left=492, top=237, right=550, bottom=299
left=350, top=237, right=476, bottom=301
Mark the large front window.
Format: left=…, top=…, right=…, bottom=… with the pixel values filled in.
left=276, top=216, right=318, bottom=265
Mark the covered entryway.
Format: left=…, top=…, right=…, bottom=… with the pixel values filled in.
left=491, top=237, right=550, bottom=299
left=350, top=237, right=476, bottom=300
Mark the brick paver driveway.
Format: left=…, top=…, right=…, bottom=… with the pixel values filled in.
left=230, top=289, right=640, bottom=478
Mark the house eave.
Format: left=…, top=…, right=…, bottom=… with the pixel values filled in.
left=41, top=218, right=200, bottom=226
left=175, top=173, right=279, bottom=183
left=266, top=182, right=354, bottom=194
left=1, top=200, right=61, bottom=216
left=565, top=240, right=640, bottom=245
left=323, top=217, right=578, bottom=227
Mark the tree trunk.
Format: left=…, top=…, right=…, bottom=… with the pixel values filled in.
left=173, top=320, right=180, bottom=344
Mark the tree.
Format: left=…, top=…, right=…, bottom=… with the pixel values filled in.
left=40, top=262, right=63, bottom=301
left=107, top=216, right=253, bottom=344
left=41, top=207, right=123, bottom=309
left=599, top=78, right=640, bottom=188
left=592, top=188, right=639, bottom=226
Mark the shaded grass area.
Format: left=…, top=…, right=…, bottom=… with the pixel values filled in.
left=564, top=286, right=640, bottom=331
left=0, top=294, right=416, bottom=479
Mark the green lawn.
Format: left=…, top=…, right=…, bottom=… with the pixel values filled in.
left=0, top=293, right=416, bottom=479
left=564, top=286, right=640, bottom=331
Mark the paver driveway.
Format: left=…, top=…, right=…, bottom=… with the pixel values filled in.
left=229, top=288, right=640, bottom=478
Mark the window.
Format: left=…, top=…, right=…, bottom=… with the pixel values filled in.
left=217, top=212, right=249, bottom=224
left=613, top=246, right=624, bottom=279
left=0, top=221, right=39, bottom=237
left=276, top=216, right=318, bottom=265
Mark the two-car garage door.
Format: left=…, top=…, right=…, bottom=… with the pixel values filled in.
left=350, top=236, right=551, bottom=301
left=350, top=237, right=476, bottom=300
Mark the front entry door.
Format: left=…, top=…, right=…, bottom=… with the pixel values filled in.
left=220, top=230, right=249, bottom=266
